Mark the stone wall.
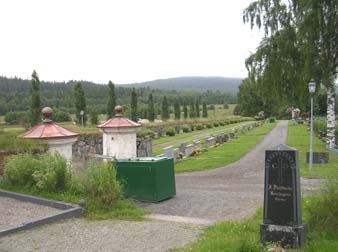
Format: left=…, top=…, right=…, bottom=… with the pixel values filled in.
left=72, top=133, right=152, bottom=159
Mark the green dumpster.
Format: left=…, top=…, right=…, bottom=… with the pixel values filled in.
left=115, top=157, right=176, bottom=202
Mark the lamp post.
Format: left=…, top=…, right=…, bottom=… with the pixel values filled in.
left=309, top=79, right=316, bottom=172
left=80, top=110, right=84, bottom=128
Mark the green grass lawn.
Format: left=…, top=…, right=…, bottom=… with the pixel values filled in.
left=287, top=123, right=338, bottom=178
left=152, top=121, right=254, bottom=146
left=175, top=122, right=276, bottom=173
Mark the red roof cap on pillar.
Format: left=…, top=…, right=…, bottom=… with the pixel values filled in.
left=97, top=105, right=141, bottom=129
left=20, top=107, right=79, bottom=140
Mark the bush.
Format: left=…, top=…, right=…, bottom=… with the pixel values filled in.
left=165, top=127, right=176, bottom=136
left=137, top=129, right=155, bottom=139
left=83, top=162, right=122, bottom=207
left=213, top=122, right=219, bottom=127
left=5, top=111, right=28, bottom=125
left=206, top=123, right=213, bottom=129
left=219, top=121, right=225, bottom=126
left=181, top=125, right=190, bottom=133
left=195, top=124, right=204, bottom=130
left=4, top=152, right=72, bottom=192
left=53, top=109, right=71, bottom=122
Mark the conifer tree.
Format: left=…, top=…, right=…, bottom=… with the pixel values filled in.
left=183, top=101, right=188, bottom=119
left=195, top=99, right=200, bottom=118
left=174, top=100, right=181, bottom=120
left=189, top=99, right=195, bottom=118
left=161, top=96, right=169, bottom=120
left=148, top=93, right=155, bottom=121
left=107, top=81, right=116, bottom=118
left=74, top=82, right=87, bottom=125
left=131, top=88, right=138, bottom=122
left=30, top=70, right=41, bottom=126
left=202, top=102, right=208, bottom=118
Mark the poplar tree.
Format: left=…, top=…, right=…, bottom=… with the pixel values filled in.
left=161, top=96, right=169, bottom=120
left=189, top=99, right=195, bottom=118
left=107, top=80, right=116, bottom=118
left=195, top=99, right=200, bottom=118
left=202, top=102, right=208, bottom=118
left=30, top=70, right=41, bottom=126
left=148, top=93, right=155, bottom=121
left=74, top=82, right=87, bottom=125
left=131, top=88, right=138, bottom=122
left=174, top=100, right=181, bottom=120
left=183, top=101, right=188, bottom=119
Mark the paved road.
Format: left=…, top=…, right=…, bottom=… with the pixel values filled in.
left=141, top=120, right=318, bottom=223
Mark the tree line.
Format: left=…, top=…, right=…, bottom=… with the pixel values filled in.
left=2, top=73, right=235, bottom=125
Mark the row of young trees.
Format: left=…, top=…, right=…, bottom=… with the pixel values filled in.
left=28, top=71, right=212, bottom=127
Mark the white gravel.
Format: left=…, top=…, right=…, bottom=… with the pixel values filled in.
left=0, top=196, right=63, bottom=230
left=0, top=219, right=203, bottom=252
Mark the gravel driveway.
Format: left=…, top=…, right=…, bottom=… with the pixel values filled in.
left=0, top=121, right=319, bottom=251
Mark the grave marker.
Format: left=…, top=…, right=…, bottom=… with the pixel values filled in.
left=260, top=144, right=307, bottom=249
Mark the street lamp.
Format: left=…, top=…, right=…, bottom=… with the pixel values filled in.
left=80, top=110, right=84, bottom=128
left=309, top=79, right=316, bottom=172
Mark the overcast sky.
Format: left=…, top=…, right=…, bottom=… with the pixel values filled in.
left=0, top=0, right=261, bottom=84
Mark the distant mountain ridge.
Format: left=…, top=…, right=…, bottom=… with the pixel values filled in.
left=122, top=76, right=243, bottom=93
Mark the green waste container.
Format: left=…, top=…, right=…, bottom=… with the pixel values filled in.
left=115, top=157, right=176, bottom=202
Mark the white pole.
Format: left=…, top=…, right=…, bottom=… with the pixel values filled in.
left=309, top=96, right=314, bottom=172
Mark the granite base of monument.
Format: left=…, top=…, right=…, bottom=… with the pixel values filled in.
left=260, top=224, right=307, bottom=249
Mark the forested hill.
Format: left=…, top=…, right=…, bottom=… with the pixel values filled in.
left=124, top=77, right=242, bottom=93
left=0, top=76, right=238, bottom=115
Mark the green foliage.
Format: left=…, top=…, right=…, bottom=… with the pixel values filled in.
left=195, top=99, right=200, bottom=118
left=195, top=124, right=204, bottom=130
left=174, top=100, right=181, bottom=120
left=189, top=99, right=196, bottom=118
left=206, top=123, right=213, bottom=129
left=74, top=82, right=87, bottom=125
left=89, top=109, right=98, bottom=125
left=219, top=121, right=225, bottom=126
left=207, top=105, right=215, bottom=110
left=83, top=162, right=122, bottom=207
left=4, top=153, right=72, bottom=192
left=183, top=101, right=188, bottom=119
left=213, top=122, right=219, bottom=127
left=130, top=88, right=138, bottom=122
left=181, top=125, right=190, bottom=133
left=137, top=129, right=155, bottom=139
left=165, top=127, right=176, bottom=136
left=223, top=103, right=229, bottom=109
left=107, top=81, right=116, bottom=118
left=53, top=109, right=71, bottom=122
left=30, top=70, right=41, bottom=126
left=161, top=96, right=169, bottom=120
left=5, top=111, right=28, bottom=125
left=148, top=93, right=155, bottom=121
left=306, top=179, right=338, bottom=233
left=202, top=102, right=208, bottom=118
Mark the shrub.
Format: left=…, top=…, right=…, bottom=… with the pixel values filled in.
left=137, top=129, right=155, bottom=139
left=4, top=152, right=72, bottom=192
left=181, top=125, right=190, bottom=133
left=195, top=124, right=204, bottom=130
left=83, top=162, right=122, bottom=207
left=206, top=123, right=213, bottom=129
left=4, top=153, right=39, bottom=187
left=165, top=127, right=176, bottom=136
left=5, top=111, right=28, bottom=125
left=219, top=121, right=225, bottom=126
left=213, top=122, right=219, bottom=127
left=53, top=109, right=71, bottom=122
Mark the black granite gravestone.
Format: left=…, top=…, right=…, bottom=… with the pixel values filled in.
left=261, top=144, right=307, bottom=249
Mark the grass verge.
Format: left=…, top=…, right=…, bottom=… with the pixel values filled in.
left=175, top=122, right=276, bottom=173
left=287, top=123, right=338, bottom=178
left=0, top=183, right=148, bottom=221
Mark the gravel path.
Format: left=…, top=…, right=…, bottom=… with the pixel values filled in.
left=0, top=197, right=62, bottom=230
left=153, top=121, right=254, bottom=150
left=141, top=120, right=320, bottom=222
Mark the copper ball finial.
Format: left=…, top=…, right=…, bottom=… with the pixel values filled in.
left=41, top=107, right=53, bottom=122
left=115, top=105, right=123, bottom=116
